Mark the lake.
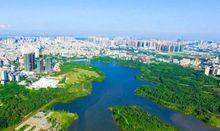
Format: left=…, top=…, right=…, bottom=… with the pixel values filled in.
left=53, top=62, right=217, bottom=131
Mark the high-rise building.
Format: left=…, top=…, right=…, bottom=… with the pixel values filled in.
left=0, top=60, right=4, bottom=67
left=24, top=53, right=35, bottom=71
left=213, top=66, right=220, bottom=76
left=136, top=40, right=184, bottom=53
left=35, top=47, right=42, bottom=58
left=15, top=74, right=21, bottom=82
left=36, top=58, right=44, bottom=73
left=11, top=65, right=16, bottom=72
left=1, top=70, right=8, bottom=82
left=205, top=66, right=211, bottom=76
left=45, top=57, right=53, bottom=73
left=8, top=74, right=16, bottom=81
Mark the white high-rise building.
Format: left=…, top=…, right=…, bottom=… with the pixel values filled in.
left=15, top=74, right=21, bottom=82
left=8, top=74, right=15, bottom=81
left=11, top=65, right=16, bottom=72
left=205, top=66, right=211, bottom=76
left=34, top=47, right=42, bottom=58
left=1, top=70, right=8, bottom=82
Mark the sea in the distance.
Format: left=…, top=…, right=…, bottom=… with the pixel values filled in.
left=53, top=62, right=217, bottom=131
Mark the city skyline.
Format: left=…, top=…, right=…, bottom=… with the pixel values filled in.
left=0, top=0, right=220, bottom=40
left=1, top=1, right=220, bottom=130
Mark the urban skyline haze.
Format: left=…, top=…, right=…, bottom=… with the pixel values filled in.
left=0, top=0, right=220, bottom=40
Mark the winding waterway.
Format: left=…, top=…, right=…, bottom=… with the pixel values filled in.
left=53, top=62, right=217, bottom=131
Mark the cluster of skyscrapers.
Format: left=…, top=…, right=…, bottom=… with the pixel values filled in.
left=0, top=65, right=23, bottom=85
left=24, top=53, right=35, bottom=71
left=0, top=50, right=54, bottom=85
left=204, top=58, right=220, bottom=76
left=23, top=52, right=54, bottom=74
left=137, top=40, right=183, bottom=53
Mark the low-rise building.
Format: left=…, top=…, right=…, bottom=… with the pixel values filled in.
left=180, top=58, right=191, bottom=67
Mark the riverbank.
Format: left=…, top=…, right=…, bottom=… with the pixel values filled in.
left=93, top=57, right=220, bottom=128
left=1, top=62, right=104, bottom=130
left=47, top=110, right=78, bottom=130
left=15, top=110, right=78, bottom=131
left=110, top=106, right=177, bottom=131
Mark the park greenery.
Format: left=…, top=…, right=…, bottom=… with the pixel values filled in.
left=93, top=57, right=220, bottom=128
left=110, top=106, right=177, bottom=131
left=0, top=62, right=104, bottom=130
left=47, top=111, right=78, bottom=131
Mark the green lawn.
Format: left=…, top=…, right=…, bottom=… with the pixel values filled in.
left=65, top=68, right=100, bottom=85
left=47, top=111, right=78, bottom=130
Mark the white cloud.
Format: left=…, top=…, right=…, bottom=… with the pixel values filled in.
left=0, top=24, right=10, bottom=29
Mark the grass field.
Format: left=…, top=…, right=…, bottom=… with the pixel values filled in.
left=65, top=68, right=100, bottom=85
left=54, top=63, right=104, bottom=103
left=48, top=111, right=78, bottom=130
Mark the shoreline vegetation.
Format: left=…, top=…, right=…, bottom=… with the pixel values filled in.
left=47, top=110, right=79, bottom=131
left=0, top=61, right=104, bottom=130
left=1, top=56, right=220, bottom=130
left=110, top=106, right=177, bottom=131
left=92, top=57, right=220, bottom=128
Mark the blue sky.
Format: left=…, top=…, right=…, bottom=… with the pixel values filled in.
left=0, top=0, right=220, bottom=40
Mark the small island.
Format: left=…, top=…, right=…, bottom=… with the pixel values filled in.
left=110, top=106, right=177, bottom=131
